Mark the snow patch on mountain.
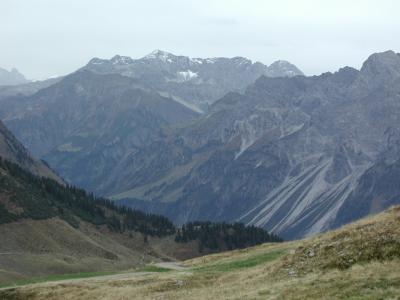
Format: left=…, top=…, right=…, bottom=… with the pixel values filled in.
left=205, top=58, right=217, bottom=64
left=177, top=70, right=198, bottom=81
left=191, top=58, right=203, bottom=64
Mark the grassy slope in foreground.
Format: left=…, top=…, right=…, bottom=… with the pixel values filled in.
left=1, top=205, right=400, bottom=300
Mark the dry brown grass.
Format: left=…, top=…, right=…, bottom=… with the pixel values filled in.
left=276, top=205, right=400, bottom=277
left=2, top=258, right=399, bottom=300
left=1, top=206, right=400, bottom=300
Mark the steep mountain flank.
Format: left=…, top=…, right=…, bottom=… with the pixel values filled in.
left=333, top=156, right=400, bottom=228
left=0, top=120, right=60, bottom=182
left=0, top=70, right=199, bottom=190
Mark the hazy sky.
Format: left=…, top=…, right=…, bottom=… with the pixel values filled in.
left=1, top=0, right=400, bottom=80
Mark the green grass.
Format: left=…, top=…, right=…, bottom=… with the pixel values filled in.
left=194, top=250, right=285, bottom=273
left=0, top=265, right=172, bottom=289
left=0, top=271, right=118, bottom=289
left=140, top=265, right=172, bottom=273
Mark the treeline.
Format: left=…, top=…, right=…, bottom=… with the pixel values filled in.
left=175, top=221, right=283, bottom=252
left=0, top=157, right=283, bottom=250
left=0, top=158, right=175, bottom=237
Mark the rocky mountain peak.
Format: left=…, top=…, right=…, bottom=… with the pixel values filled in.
left=270, top=60, right=294, bottom=67
left=0, top=67, right=29, bottom=86
left=87, top=57, right=107, bottom=65
left=143, top=49, right=176, bottom=62
left=110, top=55, right=134, bottom=65
left=267, top=60, right=304, bottom=77
left=10, top=68, right=20, bottom=74
left=359, top=50, right=400, bottom=85
left=80, top=51, right=304, bottom=111
left=231, top=56, right=252, bottom=65
left=362, top=50, right=399, bottom=67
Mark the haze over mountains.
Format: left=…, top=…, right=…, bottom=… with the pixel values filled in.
left=1, top=50, right=399, bottom=240
left=0, top=67, right=29, bottom=86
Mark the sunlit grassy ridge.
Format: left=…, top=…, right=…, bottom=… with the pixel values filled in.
left=194, top=249, right=286, bottom=273
left=1, top=206, right=400, bottom=299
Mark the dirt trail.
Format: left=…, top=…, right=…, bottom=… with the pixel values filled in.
left=0, top=261, right=188, bottom=291
left=153, top=261, right=188, bottom=271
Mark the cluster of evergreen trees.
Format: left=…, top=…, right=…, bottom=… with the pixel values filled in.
left=0, top=158, right=175, bottom=237
left=1, top=157, right=283, bottom=250
left=175, top=221, right=283, bottom=252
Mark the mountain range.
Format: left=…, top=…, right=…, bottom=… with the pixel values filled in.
left=93, top=50, right=399, bottom=239
left=1, top=50, right=399, bottom=240
left=0, top=70, right=200, bottom=191
left=0, top=67, right=29, bottom=86
left=83, top=50, right=303, bottom=112
left=0, top=51, right=301, bottom=191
